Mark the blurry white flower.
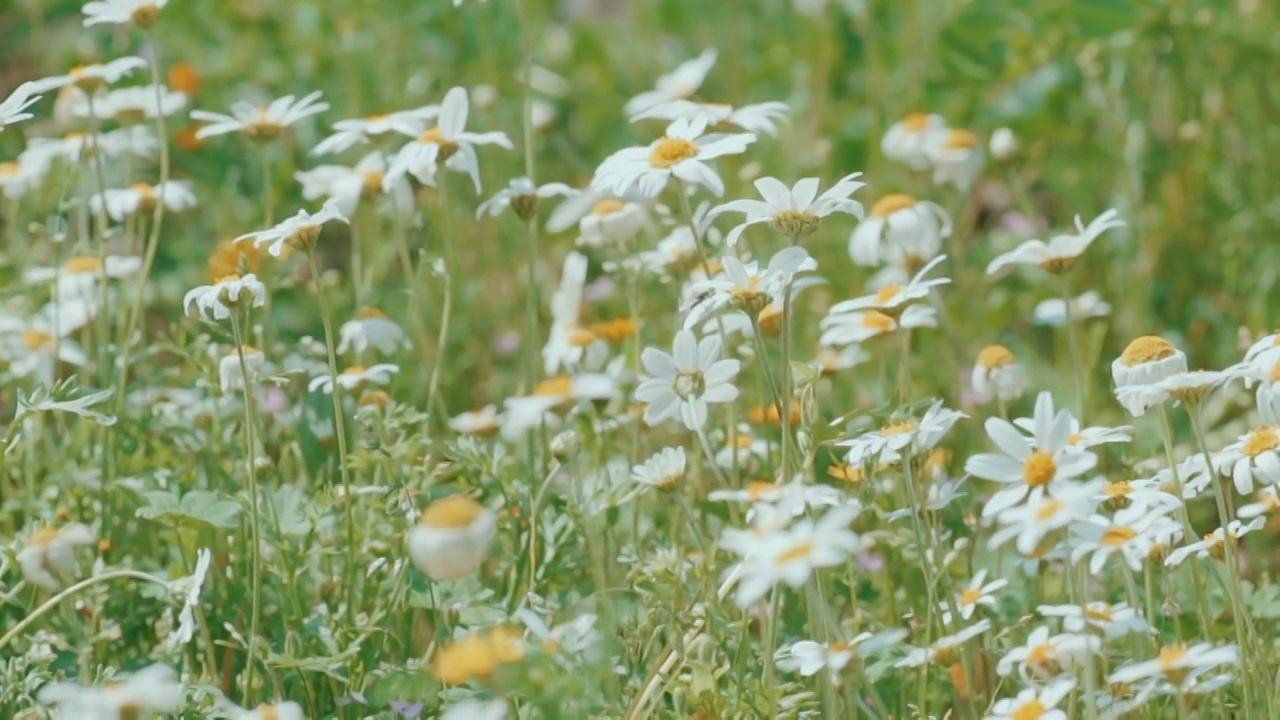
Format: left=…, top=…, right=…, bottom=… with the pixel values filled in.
left=24, top=255, right=142, bottom=289
left=988, top=479, right=1101, bottom=556
left=449, top=405, right=502, bottom=436
left=985, top=677, right=1074, bottom=720
left=971, top=344, right=1025, bottom=404
left=39, top=664, right=183, bottom=716
left=709, top=173, right=864, bottom=245
left=75, top=84, right=186, bottom=123
left=634, top=329, right=741, bottom=430
left=0, top=82, right=40, bottom=131
left=986, top=208, right=1124, bottom=276
left=0, top=158, right=48, bottom=199
left=192, top=91, right=329, bottom=141
left=165, top=547, right=212, bottom=648
left=1165, top=518, right=1264, bottom=567
left=234, top=702, right=306, bottom=720
left=828, top=254, right=949, bottom=317
left=1032, top=291, right=1111, bottom=326
left=90, top=181, right=196, bottom=221
left=312, top=105, right=440, bottom=156
left=543, top=251, right=589, bottom=375
left=723, top=504, right=860, bottom=607
left=82, top=0, right=169, bottom=26
left=926, top=128, right=983, bottom=190
left=837, top=400, right=964, bottom=466
left=22, top=127, right=157, bottom=166
left=407, top=495, right=497, bottom=581
left=848, top=193, right=950, bottom=267
left=235, top=198, right=349, bottom=256
left=501, top=373, right=618, bottom=439
left=184, top=273, right=267, bottom=321
left=624, top=49, right=717, bottom=116
left=989, top=127, right=1018, bottom=161
left=631, top=99, right=790, bottom=137
left=943, top=569, right=1007, bottom=623
left=819, top=304, right=936, bottom=348
left=995, top=625, right=1100, bottom=681
left=1108, top=643, right=1239, bottom=691
left=881, top=112, right=947, bottom=170
left=592, top=117, right=755, bottom=198
left=17, top=523, right=95, bottom=591
left=630, top=446, right=687, bottom=493
left=383, top=86, right=512, bottom=193
left=895, top=619, right=990, bottom=668
left=1070, top=501, right=1181, bottom=574
left=296, top=151, right=410, bottom=217
left=442, top=699, right=506, bottom=720
left=682, top=247, right=815, bottom=329
left=476, top=177, right=575, bottom=220
left=1038, top=601, right=1151, bottom=638
left=309, top=363, right=398, bottom=394
left=218, top=346, right=266, bottom=394
left=0, top=305, right=91, bottom=385
left=29, top=57, right=147, bottom=93
left=337, top=308, right=409, bottom=356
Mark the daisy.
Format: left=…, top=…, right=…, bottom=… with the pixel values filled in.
left=407, top=495, right=497, bottom=581
left=476, top=177, right=575, bottom=221
left=837, top=400, right=965, bottom=466
left=308, top=363, right=397, bottom=394
left=183, top=273, right=267, bottom=321
left=630, top=98, right=791, bottom=136
left=22, top=127, right=158, bottom=166
left=75, top=84, right=187, bottom=123
left=1165, top=518, right=1265, bottom=567
left=724, top=503, right=860, bottom=607
left=634, top=329, right=741, bottom=430
left=986, top=208, right=1125, bottom=276
left=442, top=700, right=507, bottom=720
left=895, top=619, right=990, bottom=668
left=1069, top=501, right=1181, bottom=574
left=218, top=345, right=266, bottom=393
left=926, top=128, right=983, bottom=190
left=0, top=158, right=48, bottom=200
left=1038, top=601, right=1151, bottom=638
left=592, top=116, right=756, bottom=198
left=164, top=547, right=212, bottom=649
left=847, top=193, right=950, bottom=267
left=232, top=702, right=306, bottom=720
left=708, top=172, right=865, bottom=245
left=681, top=246, right=816, bottom=329
left=1111, top=335, right=1187, bottom=392
left=235, top=198, right=348, bottom=256
left=336, top=307, right=409, bottom=356
left=985, top=677, right=1075, bottom=720
left=827, top=254, right=949, bottom=317
left=714, top=424, right=771, bottom=469
left=1239, top=486, right=1280, bottom=520
left=16, top=523, right=95, bottom=591
left=815, top=344, right=871, bottom=376
left=1115, top=369, right=1224, bottom=418
left=818, top=304, right=937, bottom=347
left=1032, top=290, right=1112, bottom=326
left=0, top=82, right=40, bottom=131
left=0, top=305, right=92, bottom=386
left=296, top=151, right=411, bottom=217
left=987, top=479, right=1101, bottom=555
left=624, top=49, right=718, bottom=116
left=89, top=180, right=196, bottom=221
left=312, top=105, right=440, bottom=156
left=28, top=57, right=148, bottom=93
left=542, top=251, right=589, bottom=375
left=971, top=344, right=1026, bottom=404
left=1213, top=423, right=1280, bottom=494
left=383, top=86, right=512, bottom=193
left=942, top=569, right=1008, bottom=623
left=191, top=91, right=329, bottom=141
left=1108, top=643, right=1239, bottom=691
left=38, top=664, right=183, bottom=716
left=82, top=0, right=169, bottom=26
left=630, top=446, right=687, bottom=493
left=500, top=373, right=618, bottom=439
left=575, top=195, right=648, bottom=247
left=775, top=630, right=906, bottom=684
left=1012, top=416, right=1133, bottom=451
left=964, top=391, right=1098, bottom=517
left=881, top=112, right=948, bottom=170
left=995, top=625, right=1100, bottom=681
left=989, top=127, right=1018, bottom=161
left=449, top=405, right=502, bottom=436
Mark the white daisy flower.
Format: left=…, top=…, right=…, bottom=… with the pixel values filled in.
left=336, top=307, right=408, bottom=356
left=1038, top=601, right=1151, bottom=638
left=232, top=702, right=306, bottom=720
left=312, top=105, right=440, bottom=156
left=81, top=0, right=168, bottom=26
left=881, top=112, right=948, bottom=170
left=542, top=251, right=590, bottom=375
left=28, top=57, right=148, bottom=93
left=723, top=503, right=860, bottom=607
left=74, top=84, right=187, bottom=123
left=16, top=523, right=95, bottom=591
left=448, top=405, right=502, bottom=436
left=837, top=400, right=964, bottom=467
left=308, top=363, right=398, bottom=394
left=827, top=254, right=950, bottom=317
left=0, top=158, right=48, bottom=199
left=22, top=126, right=158, bottom=166
left=218, top=345, right=266, bottom=394
left=500, top=373, right=618, bottom=440
left=1212, top=424, right=1280, bottom=495
left=1165, top=518, right=1265, bottom=567
left=942, top=569, right=1008, bottom=623
left=965, top=391, right=1098, bottom=516
left=383, top=86, right=512, bottom=193
left=296, top=151, right=410, bottom=217
left=989, top=127, right=1018, bottom=161
left=995, top=625, right=1100, bottom=681
left=634, top=329, right=741, bottom=430
left=848, top=193, right=950, bottom=267
left=776, top=630, right=906, bottom=684
left=442, top=699, right=507, bottom=720
left=183, top=272, right=267, bottom=321
left=971, top=344, right=1025, bottom=404
left=191, top=90, right=329, bottom=141
left=895, top=619, right=991, bottom=668
left=985, top=677, right=1075, bottom=720
left=708, top=173, right=865, bottom=245
left=164, top=547, right=212, bottom=648
left=818, top=303, right=937, bottom=347
left=0, top=303, right=93, bottom=386
left=926, top=128, right=983, bottom=190
left=815, top=344, right=871, bottom=376
left=987, top=478, right=1101, bottom=555
left=624, top=49, right=718, bottom=116
left=1115, top=369, right=1224, bottom=418
left=0, top=82, right=41, bottom=131
left=38, top=664, right=183, bottom=716
left=406, top=495, right=497, bottom=581
left=1108, top=643, right=1239, bottom=691
left=235, top=198, right=349, bottom=256
left=1032, top=290, right=1112, bottom=326
left=476, top=177, right=575, bottom=220
left=630, top=446, right=687, bottom=493
left=592, top=116, right=756, bottom=198
left=89, top=180, right=196, bottom=221
left=713, top=424, right=770, bottom=469
left=1112, top=334, right=1187, bottom=393
left=681, top=246, right=816, bottom=330
left=1069, top=501, right=1181, bottom=574
left=986, top=208, right=1125, bottom=276
left=630, top=98, right=790, bottom=137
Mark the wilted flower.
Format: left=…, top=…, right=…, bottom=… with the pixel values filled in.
left=407, top=495, right=498, bottom=581
left=192, top=91, right=329, bottom=141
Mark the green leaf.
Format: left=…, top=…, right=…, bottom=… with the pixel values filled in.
left=136, top=489, right=240, bottom=530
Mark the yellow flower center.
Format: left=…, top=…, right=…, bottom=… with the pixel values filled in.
left=775, top=540, right=815, bottom=565
left=1022, top=451, right=1056, bottom=487
left=355, top=306, right=387, bottom=320
left=568, top=328, right=597, bottom=347
left=869, top=193, right=916, bottom=218
left=1156, top=645, right=1189, bottom=682
left=1243, top=426, right=1280, bottom=457
left=874, top=284, right=901, bottom=304
left=861, top=310, right=895, bottom=333
left=1103, top=481, right=1132, bottom=499
left=421, top=495, right=485, bottom=529
left=746, top=481, right=777, bottom=501
left=130, top=3, right=161, bottom=27
left=958, top=587, right=983, bottom=606
left=362, top=170, right=385, bottom=196
left=757, top=304, right=783, bottom=336
left=1270, top=361, right=1280, bottom=384
left=432, top=627, right=525, bottom=685
left=881, top=421, right=915, bottom=437
left=586, top=318, right=638, bottom=343
left=901, top=112, right=931, bottom=131
left=22, top=330, right=56, bottom=351
left=63, top=256, right=104, bottom=274
left=1012, top=700, right=1046, bottom=720
left=942, top=129, right=978, bottom=151
left=1118, top=336, right=1177, bottom=367
left=533, top=375, right=574, bottom=398
left=828, top=463, right=865, bottom=484
left=977, top=344, right=1015, bottom=369
left=1066, top=433, right=1083, bottom=446
left=259, top=705, right=280, bottom=720
left=1035, top=499, right=1064, bottom=521
left=0, top=161, right=18, bottom=177
left=29, top=526, right=59, bottom=546
left=732, top=433, right=755, bottom=450
left=1101, top=527, right=1137, bottom=547
left=341, top=365, right=367, bottom=376
left=648, top=137, right=699, bottom=169
left=1026, top=643, right=1054, bottom=669
left=590, top=199, right=625, bottom=216
left=1086, top=604, right=1114, bottom=622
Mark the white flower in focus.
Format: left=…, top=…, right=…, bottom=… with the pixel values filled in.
left=191, top=91, right=329, bottom=141
left=895, top=619, right=990, bottom=668
left=308, top=363, right=398, bottom=394
left=592, top=117, right=756, bottom=198
left=0, top=82, right=41, bottom=131
left=986, top=208, right=1124, bottom=276
left=624, top=49, right=718, bottom=116
left=383, top=86, right=513, bottom=193
left=708, top=173, right=865, bottom=246
left=630, top=98, right=790, bottom=137
left=16, top=523, right=95, bottom=591
left=1107, top=643, right=1239, bottom=692
left=337, top=308, right=409, bottom=356
left=296, top=151, right=410, bottom=217
left=682, top=247, right=815, bottom=330
left=943, top=569, right=1008, bottom=623
left=630, top=446, right=687, bottom=493
left=827, top=254, right=950, bottom=317
left=406, top=495, right=497, bottom=581
left=971, top=344, right=1025, bottom=404
left=881, top=112, right=947, bottom=170
left=634, top=329, right=741, bottom=430
left=312, top=105, right=440, bottom=156
left=1032, top=291, right=1111, bottom=327
left=1209, top=424, right=1280, bottom=495
left=235, top=198, right=349, bottom=256
left=183, top=273, right=267, bottom=321
left=218, top=346, right=266, bottom=394
left=724, top=503, right=860, bottom=607
left=848, top=193, right=950, bottom=267
left=985, top=677, right=1075, bottom=720
left=476, top=177, right=575, bottom=220
left=90, top=181, right=196, bottom=221
left=1112, top=335, right=1187, bottom=394
left=995, top=626, right=1100, bottom=681
left=38, top=664, right=183, bottom=716
left=926, top=128, right=983, bottom=190
left=29, top=57, right=148, bottom=93
left=82, top=0, right=169, bottom=26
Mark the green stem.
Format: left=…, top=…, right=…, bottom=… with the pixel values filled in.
left=1058, top=274, right=1086, bottom=419
left=229, top=313, right=263, bottom=704
left=0, top=570, right=170, bottom=651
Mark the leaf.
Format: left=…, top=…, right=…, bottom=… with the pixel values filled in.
left=136, top=489, right=240, bottom=530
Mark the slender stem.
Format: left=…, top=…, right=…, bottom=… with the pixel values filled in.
left=762, top=587, right=781, bottom=717
left=522, top=217, right=540, bottom=390
left=780, top=267, right=795, bottom=480
left=1156, top=405, right=1217, bottom=634
left=525, top=461, right=563, bottom=595
left=259, top=143, right=274, bottom=228
left=425, top=174, right=454, bottom=419
left=229, top=313, right=263, bottom=704
left=896, top=326, right=912, bottom=406
left=515, top=0, right=539, bottom=392
left=1069, top=564, right=1101, bottom=720
left=0, top=570, right=170, bottom=651
left=1058, top=274, right=1086, bottom=419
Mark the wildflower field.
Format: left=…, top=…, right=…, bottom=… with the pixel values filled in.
left=4, top=0, right=1280, bottom=717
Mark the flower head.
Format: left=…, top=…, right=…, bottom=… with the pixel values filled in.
left=383, top=86, right=512, bottom=193
left=709, top=173, right=864, bottom=245
left=624, top=49, right=717, bottom=116
left=592, top=117, right=755, bottom=198
left=881, top=112, right=947, bottom=170
left=407, top=495, right=498, bottom=580
left=634, top=329, right=741, bottom=430
left=191, top=91, right=329, bottom=141
left=17, top=523, right=95, bottom=591
left=235, top=198, right=349, bottom=256
left=0, top=82, right=41, bottom=131
left=986, top=208, right=1124, bottom=276
left=848, top=193, right=950, bottom=267
left=81, top=0, right=169, bottom=26
left=184, top=273, right=266, bottom=321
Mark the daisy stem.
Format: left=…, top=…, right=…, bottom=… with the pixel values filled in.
left=522, top=216, right=540, bottom=392
left=258, top=143, right=274, bottom=228
left=229, top=312, right=263, bottom=704
left=425, top=174, right=454, bottom=421
left=763, top=586, right=781, bottom=716
left=749, top=319, right=798, bottom=472
left=515, top=0, right=539, bottom=392
left=0, top=569, right=171, bottom=651
left=896, top=327, right=912, bottom=406
left=1059, top=274, right=1087, bottom=419
left=1069, top=564, right=1101, bottom=720
left=781, top=271, right=795, bottom=478
left=1156, top=405, right=1217, bottom=636
left=525, top=460, right=563, bottom=596
left=306, top=251, right=359, bottom=622
left=391, top=213, right=433, bottom=397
